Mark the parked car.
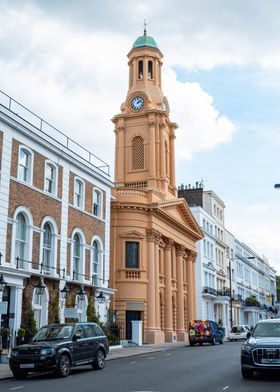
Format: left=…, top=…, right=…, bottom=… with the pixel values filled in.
left=9, top=322, right=109, bottom=379
left=241, top=318, right=280, bottom=378
left=229, top=325, right=250, bottom=341
left=189, top=319, right=224, bottom=346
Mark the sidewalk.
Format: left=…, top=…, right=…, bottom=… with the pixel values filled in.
left=0, top=342, right=187, bottom=380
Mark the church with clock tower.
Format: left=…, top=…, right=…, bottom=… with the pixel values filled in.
left=110, top=28, right=203, bottom=344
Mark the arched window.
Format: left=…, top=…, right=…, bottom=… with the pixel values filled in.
left=73, top=233, right=82, bottom=281
left=74, top=178, right=84, bottom=209
left=93, top=189, right=102, bottom=218
left=15, top=213, right=27, bottom=269
left=42, top=223, right=53, bottom=272
left=148, top=61, right=153, bottom=79
left=132, top=136, right=144, bottom=170
left=138, top=60, right=143, bottom=79
left=44, top=162, right=57, bottom=195
left=92, top=240, right=101, bottom=285
left=18, top=147, right=32, bottom=183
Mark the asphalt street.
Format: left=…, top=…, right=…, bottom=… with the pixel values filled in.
left=1, top=342, right=280, bottom=392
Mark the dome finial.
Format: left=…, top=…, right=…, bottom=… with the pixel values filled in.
left=144, top=19, right=147, bottom=36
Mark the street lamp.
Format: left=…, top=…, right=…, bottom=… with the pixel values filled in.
left=60, top=282, right=71, bottom=299
left=34, top=278, right=46, bottom=296
left=96, top=291, right=106, bottom=304
left=76, top=285, right=86, bottom=301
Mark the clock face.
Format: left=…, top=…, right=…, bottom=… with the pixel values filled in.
left=131, top=96, right=144, bottom=111
left=162, top=100, right=167, bottom=112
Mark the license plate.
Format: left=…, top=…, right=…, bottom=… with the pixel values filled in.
left=20, top=364, right=35, bottom=369
left=261, top=359, right=280, bottom=364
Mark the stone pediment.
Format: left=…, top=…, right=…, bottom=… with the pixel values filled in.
left=120, top=230, right=144, bottom=239
left=157, top=199, right=203, bottom=239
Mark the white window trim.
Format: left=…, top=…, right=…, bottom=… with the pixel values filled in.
left=39, top=217, right=59, bottom=277
left=17, top=145, right=34, bottom=185
left=90, top=235, right=104, bottom=287
left=73, top=177, right=85, bottom=210
left=70, top=229, right=86, bottom=283
left=32, top=283, right=49, bottom=329
left=93, top=187, right=103, bottom=218
left=44, top=160, right=58, bottom=196
left=11, top=206, right=33, bottom=271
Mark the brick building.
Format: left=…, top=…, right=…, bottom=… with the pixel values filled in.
left=0, top=90, right=114, bottom=340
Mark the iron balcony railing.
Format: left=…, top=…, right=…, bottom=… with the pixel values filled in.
left=202, top=286, right=217, bottom=296
left=0, top=89, right=110, bottom=176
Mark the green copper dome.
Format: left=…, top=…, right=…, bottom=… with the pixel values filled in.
left=132, top=35, right=159, bottom=49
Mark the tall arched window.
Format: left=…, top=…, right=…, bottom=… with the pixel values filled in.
left=132, top=136, right=144, bottom=170
left=42, top=223, right=53, bottom=272
left=18, top=147, right=32, bottom=183
left=15, top=213, right=27, bottom=269
left=73, top=234, right=81, bottom=281
left=148, top=60, right=153, bottom=79
left=92, top=240, right=101, bottom=285
left=138, top=60, right=143, bottom=79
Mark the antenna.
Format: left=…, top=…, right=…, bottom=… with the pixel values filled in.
left=144, top=19, right=147, bottom=36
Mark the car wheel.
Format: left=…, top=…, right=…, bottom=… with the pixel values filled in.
left=189, top=341, right=194, bottom=346
left=92, top=349, right=105, bottom=370
left=55, top=354, right=71, bottom=377
left=12, top=370, right=28, bottom=379
left=219, top=338, right=223, bottom=344
left=229, top=338, right=232, bottom=342
left=212, top=336, right=216, bottom=345
left=241, top=367, right=254, bottom=379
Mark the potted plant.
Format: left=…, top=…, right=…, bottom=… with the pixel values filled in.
left=16, top=328, right=26, bottom=345
left=1, top=328, right=10, bottom=349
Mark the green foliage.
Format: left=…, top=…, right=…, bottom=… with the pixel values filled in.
left=17, top=328, right=26, bottom=337
left=245, top=295, right=260, bottom=307
left=24, top=310, right=37, bottom=337
left=276, top=276, right=280, bottom=302
left=2, top=328, right=10, bottom=337
left=48, top=291, right=60, bottom=324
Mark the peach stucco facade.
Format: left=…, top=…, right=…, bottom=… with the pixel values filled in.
left=110, top=32, right=203, bottom=344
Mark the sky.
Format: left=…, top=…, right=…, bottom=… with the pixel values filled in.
left=0, top=0, right=280, bottom=271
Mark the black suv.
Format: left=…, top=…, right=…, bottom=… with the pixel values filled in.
left=241, top=319, right=280, bottom=378
left=9, top=322, right=109, bottom=379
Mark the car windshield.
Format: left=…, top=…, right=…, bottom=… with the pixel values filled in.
left=33, top=325, right=74, bottom=341
left=232, top=326, right=244, bottom=333
left=253, top=323, right=280, bottom=338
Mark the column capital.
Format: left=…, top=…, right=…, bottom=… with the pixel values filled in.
left=176, top=245, right=185, bottom=256
left=146, top=229, right=162, bottom=243
left=164, top=238, right=174, bottom=250
left=185, top=250, right=196, bottom=262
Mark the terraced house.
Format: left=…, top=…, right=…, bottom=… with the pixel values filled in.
left=0, top=90, right=114, bottom=343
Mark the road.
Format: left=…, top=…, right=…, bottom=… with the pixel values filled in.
left=2, top=342, right=280, bottom=392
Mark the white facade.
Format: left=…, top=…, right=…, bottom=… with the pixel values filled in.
left=0, top=90, right=114, bottom=341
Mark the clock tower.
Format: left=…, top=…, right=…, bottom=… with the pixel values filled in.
left=110, top=29, right=203, bottom=344
left=113, top=29, right=177, bottom=198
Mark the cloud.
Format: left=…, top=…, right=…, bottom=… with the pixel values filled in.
left=163, top=68, right=237, bottom=159
left=0, top=1, right=237, bottom=169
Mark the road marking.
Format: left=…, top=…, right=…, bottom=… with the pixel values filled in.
left=222, top=386, right=230, bottom=390
left=10, top=387, right=24, bottom=391
left=130, top=361, right=137, bottom=364
left=149, top=357, right=154, bottom=360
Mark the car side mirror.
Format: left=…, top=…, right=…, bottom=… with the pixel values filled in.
left=246, top=331, right=251, bottom=339
left=73, top=333, right=81, bottom=341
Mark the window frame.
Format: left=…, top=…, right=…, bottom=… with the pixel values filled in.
left=125, top=241, right=140, bottom=269
left=74, top=177, right=85, bottom=209
left=18, top=145, right=33, bottom=184
left=44, top=160, right=58, bottom=196
left=93, top=188, right=103, bottom=218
